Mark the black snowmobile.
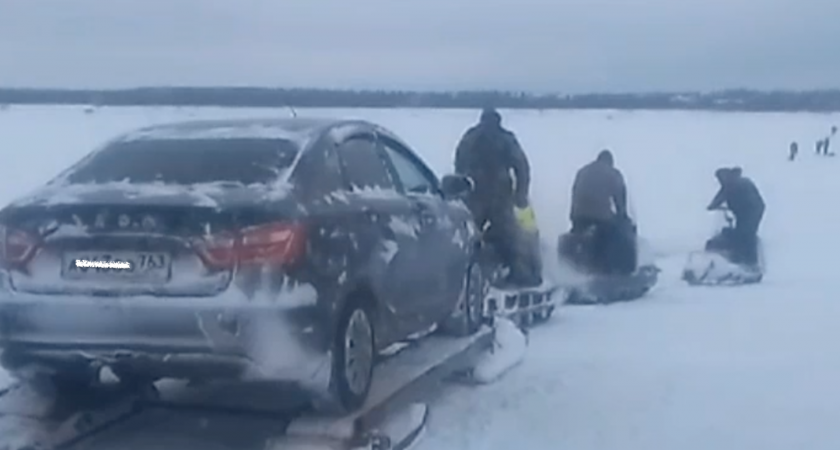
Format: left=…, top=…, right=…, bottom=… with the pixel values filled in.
left=557, top=216, right=659, bottom=305
left=682, top=209, right=765, bottom=286
left=476, top=203, right=564, bottom=328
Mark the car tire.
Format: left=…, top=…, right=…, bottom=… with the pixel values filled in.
left=441, top=261, right=488, bottom=337
left=314, top=299, right=376, bottom=415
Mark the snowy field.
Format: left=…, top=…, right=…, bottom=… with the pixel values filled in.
left=1, top=105, right=840, bottom=450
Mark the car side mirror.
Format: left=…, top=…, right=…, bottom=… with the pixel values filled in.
left=440, top=174, right=474, bottom=200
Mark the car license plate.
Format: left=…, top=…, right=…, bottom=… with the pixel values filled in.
left=61, top=251, right=172, bottom=282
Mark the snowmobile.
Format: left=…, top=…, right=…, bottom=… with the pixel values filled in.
left=476, top=203, right=564, bottom=328
left=682, top=209, right=765, bottom=286
left=557, top=216, right=660, bottom=305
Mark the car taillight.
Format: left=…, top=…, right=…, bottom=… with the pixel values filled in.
left=195, top=222, right=307, bottom=270
left=0, top=224, right=38, bottom=268
left=195, top=232, right=238, bottom=269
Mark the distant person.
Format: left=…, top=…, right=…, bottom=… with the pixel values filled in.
left=816, top=139, right=825, bottom=155
left=789, top=141, right=798, bottom=161
left=454, top=108, right=538, bottom=286
left=569, top=150, right=636, bottom=275
left=707, top=167, right=765, bottom=269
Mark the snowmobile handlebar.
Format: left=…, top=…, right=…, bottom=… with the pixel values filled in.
left=709, top=207, right=736, bottom=226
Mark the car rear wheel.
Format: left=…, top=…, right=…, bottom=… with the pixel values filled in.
left=315, top=300, right=375, bottom=415
left=441, top=261, right=487, bottom=337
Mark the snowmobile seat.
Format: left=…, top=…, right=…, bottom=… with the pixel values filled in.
left=705, top=227, right=736, bottom=253
left=558, top=219, right=637, bottom=276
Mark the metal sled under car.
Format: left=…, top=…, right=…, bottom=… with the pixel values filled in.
left=0, top=325, right=495, bottom=450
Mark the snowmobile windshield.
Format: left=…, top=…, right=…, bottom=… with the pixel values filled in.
left=63, top=138, right=300, bottom=186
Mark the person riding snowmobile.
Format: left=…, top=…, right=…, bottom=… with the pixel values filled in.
left=568, top=150, right=636, bottom=275
left=707, top=167, right=765, bottom=268
left=454, top=108, right=540, bottom=287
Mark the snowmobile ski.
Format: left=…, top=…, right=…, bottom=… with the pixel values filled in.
left=682, top=251, right=764, bottom=286
left=565, top=264, right=660, bottom=305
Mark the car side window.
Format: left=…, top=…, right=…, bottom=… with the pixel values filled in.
left=337, top=135, right=395, bottom=190
left=379, top=138, right=437, bottom=194
left=290, top=145, right=344, bottom=199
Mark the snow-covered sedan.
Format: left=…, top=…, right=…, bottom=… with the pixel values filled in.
left=0, top=118, right=485, bottom=414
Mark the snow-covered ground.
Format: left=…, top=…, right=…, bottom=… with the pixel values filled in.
left=1, top=105, right=839, bottom=450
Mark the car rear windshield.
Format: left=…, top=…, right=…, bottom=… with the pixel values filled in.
left=64, top=138, right=300, bottom=185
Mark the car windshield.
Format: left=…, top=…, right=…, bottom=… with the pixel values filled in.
left=64, top=138, right=299, bottom=185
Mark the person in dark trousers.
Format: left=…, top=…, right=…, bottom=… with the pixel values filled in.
left=707, top=167, right=765, bottom=268
left=569, top=150, right=636, bottom=275
left=816, top=139, right=824, bottom=155
left=789, top=141, right=798, bottom=161
left=454, top=108, right=538, bottom=286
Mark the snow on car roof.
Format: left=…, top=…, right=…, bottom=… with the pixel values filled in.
left=118, top=118, right=337, bottom=148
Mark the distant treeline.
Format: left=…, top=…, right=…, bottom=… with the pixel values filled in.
left=2, top=87, right=840, bottom=112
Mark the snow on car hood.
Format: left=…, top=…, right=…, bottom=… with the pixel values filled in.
left=8, top=179, right=293, bottom=209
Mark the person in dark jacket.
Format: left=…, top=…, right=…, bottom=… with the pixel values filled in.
left=707, top=167, right=765, bottom=267
left=568, top=150, right=636, bottom=275
left=454, top=108, right=538, bottom=286
left=789, top=141, right=798, bottom=161
left=570, top=150, right=628, bottom=226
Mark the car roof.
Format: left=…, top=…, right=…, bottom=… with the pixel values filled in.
left=115, top=117, right=402, bottom=153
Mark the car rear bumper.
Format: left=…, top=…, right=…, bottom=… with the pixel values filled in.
left=0, top=288, right=333, bottom=392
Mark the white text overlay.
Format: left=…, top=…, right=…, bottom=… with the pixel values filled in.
left=74, top=260, right=131, bottom=270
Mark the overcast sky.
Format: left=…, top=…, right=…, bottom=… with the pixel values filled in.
left=0, top=0, right=836, bottom=93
